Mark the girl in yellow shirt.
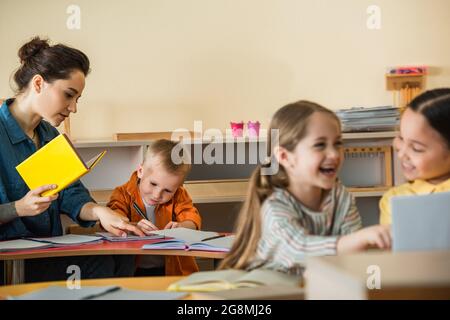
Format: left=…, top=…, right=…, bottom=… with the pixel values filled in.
left=380, top=88, right=450, bottom=224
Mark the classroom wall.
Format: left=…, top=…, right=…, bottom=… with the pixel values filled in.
left=1, top=0, right=450, bottom=140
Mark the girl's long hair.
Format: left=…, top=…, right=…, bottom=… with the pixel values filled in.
left=219, top=100, right=339, bottom=269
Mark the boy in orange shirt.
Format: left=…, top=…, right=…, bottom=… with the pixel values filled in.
left=107, top=139, right=201, bottom=276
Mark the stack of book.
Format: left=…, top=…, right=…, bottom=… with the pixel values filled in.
left=335, top=106, right=400, bottom=132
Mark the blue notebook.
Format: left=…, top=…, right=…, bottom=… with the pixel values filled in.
left=8, top=285, right=187, bottom=300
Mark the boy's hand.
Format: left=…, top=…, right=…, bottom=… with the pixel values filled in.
left=164, top=220, right=197, bottom=230
left=96, top=207, right=145, bottom=237
left=15, top=184, right=59, bottom=217
left=137, top=219, right=159, bottom=234
left=337, top=225, right=392, bottom=254
left=164, top=221, right=180, bottom=229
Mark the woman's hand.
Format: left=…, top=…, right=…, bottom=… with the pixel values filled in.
left=337, top=224, right=392, bottom=254
left=94, top=206, right=145, bottom=237
left=15, top=184, right=58, bottom=217
left=137, top=219, right=159, bottom=235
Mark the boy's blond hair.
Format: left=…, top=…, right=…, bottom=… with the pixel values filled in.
left=143, top=139, right=191, bottom=176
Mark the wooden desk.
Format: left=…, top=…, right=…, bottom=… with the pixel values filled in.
left=0, top=276, right=184, bottom=299
left=0, top=276, right=305, bottom=300
left=306, top=250, right=450, bottom=299
left=1, top=240, right=226, bottom=285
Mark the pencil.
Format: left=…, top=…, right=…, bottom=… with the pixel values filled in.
left=82, top=286, right=121, bottom=300
left=201, top=234, right=226, bottom=242
left=132, top=202, right=147, bottom=220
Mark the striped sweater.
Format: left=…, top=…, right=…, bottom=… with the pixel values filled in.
left=247, top=182, right=362, bottom=275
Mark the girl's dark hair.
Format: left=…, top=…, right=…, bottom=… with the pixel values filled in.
left=408, top=88, right=450, bottom=148
left=13, top=36, right=90, bottom=93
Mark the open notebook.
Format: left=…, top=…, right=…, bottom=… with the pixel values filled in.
left=0, top=235, right=102, bottom=252
left=141, top=228, right=235, bottom=252
left=168, top=269, right=302, bottom=292
left=8, top=285, right=187, bottom=300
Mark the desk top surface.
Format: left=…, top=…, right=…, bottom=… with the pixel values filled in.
left=307, top=250, right=450, bottom=286
left=0, top=239, right=226, bottom=260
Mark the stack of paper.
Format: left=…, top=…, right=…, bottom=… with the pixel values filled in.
left=96, top=232, right=164, bottom=242
left=28, top=234, right=103, bottom=246
left=0, top=235, right=103, bottom=252
left=335, top=106, right=400, bottom=132
left=142, top=228, right=235, bottom=252
left=0, top=239, right=53, bottom=252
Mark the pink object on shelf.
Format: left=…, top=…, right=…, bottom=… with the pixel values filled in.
left=230, top=121, right=244, bottom=137
left=247, top=121, right=261, bottom=138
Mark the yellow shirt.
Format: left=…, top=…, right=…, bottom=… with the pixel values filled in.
left=379, top=178, right=450, bottom=225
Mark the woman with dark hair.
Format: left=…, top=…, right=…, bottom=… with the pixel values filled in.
left=0, top=37, right=143, bottom=283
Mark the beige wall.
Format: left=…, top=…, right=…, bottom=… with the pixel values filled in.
left=1, top=0, right=449, bottom=140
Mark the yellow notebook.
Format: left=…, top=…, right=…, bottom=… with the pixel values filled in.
left=16, top=134, right=106, bottom=197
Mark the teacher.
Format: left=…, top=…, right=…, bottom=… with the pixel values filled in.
left=0, top=37, right=143, bottom=283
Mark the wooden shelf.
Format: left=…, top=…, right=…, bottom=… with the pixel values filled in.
left=184, top=179, right=249, bottom=203
left=349, top=187, right=390, bottom=198
left=90, top=179, right=249, bottom=205
left=342, top=131, right=397, bottom=140
left=114, top=131, right=197, bottom=142
left=386, top=73, right=425, bottom=78
left=90, top=182, right=388, bottom=207
left=73, top=140, right=148, bottom=148
left=386, top=73, right=425, bottom=91
left=113, top=131, right=267, bottom=144
left=71, top=130, right=398, bottom=148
